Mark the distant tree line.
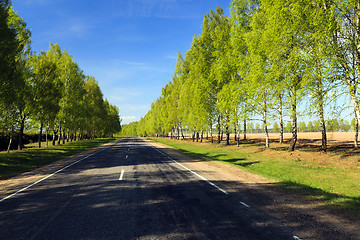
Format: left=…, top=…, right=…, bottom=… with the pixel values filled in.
left=120, top=0, right=360, bottom=152
left=255, top=119, right=354, bottom=134
left=0, top=1, right=121, bottom=152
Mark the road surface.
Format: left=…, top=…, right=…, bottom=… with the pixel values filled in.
left=0, top=137, right=315, bottom=239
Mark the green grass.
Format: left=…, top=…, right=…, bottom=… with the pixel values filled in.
left=149, top=137, right=360, bottom=215
left=0, top=138, right=117, bottom=179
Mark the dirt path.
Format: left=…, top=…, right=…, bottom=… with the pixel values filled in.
left=146, top=139, right=360, bottom=240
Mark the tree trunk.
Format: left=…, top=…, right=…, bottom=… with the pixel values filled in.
left=200, top=131, right=203, bottom=143
left=355, top=116, right=359, bottom=149
left=264, top=120, right=269, bottom=148
left=210, top=127, right=213, bottom=143
left=52, top=130, right=57, bottom=146
left=234, top=126, right=237, bottom=142
left=192, top=131, right=195, bottom=142
left=226, top=125, right=230, bottom=145
left=38, top=122, right=43, bottom=148
left=217, top=115, right=221, bottom=144
left=318, top=86, right=327, bottom=152
left=62, top=130, right=65, bottom=144
left=346, top=78, right=360, bottom=148
left=243, top=119, right=247, bottom=140
left=7, top=127, right=13, bottom=153
left=196, top=132, right=199, bottom=142
left=348, top=83, right=360, bottom=148
left=46, top=127, right=48, bottom=147
left=18, top=115, right=26, bottom=150
left=237, top=122, right=241, bottom=147
left=58, top=125, right=62, bottom=145
left=279, top=95, right=284, bottom=144
left=177, top=125, right=180, bottom=140
left=320, top=112, right=327, bottom=152
left=289, top=95, right=297, bottom=152
left=243, top=101, right=247, bottom=140
left=262, top=94, right=270, bottom=148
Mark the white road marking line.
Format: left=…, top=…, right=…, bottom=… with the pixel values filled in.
left=0, top=143, right=113, bottom=203
left=119, top=169, right=125, bottom=180
left=152, top=147, right=228, bottom=195
left=126, top=155, right=128, bottom=159
left=239, top=201, right=250, bottom=208
left=293, top=236, right=301, bottom=240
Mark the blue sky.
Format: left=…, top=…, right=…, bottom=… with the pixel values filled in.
left=12, top=0, right=232, bottom=124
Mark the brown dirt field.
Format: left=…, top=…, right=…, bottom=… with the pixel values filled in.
left=245, top=132, right=356, bottom=146
left=184, top=132, right=357, bottom=146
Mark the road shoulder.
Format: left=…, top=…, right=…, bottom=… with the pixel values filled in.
left=0, top=139, right=119, bottom=199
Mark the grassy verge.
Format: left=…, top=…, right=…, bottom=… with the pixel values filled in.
left=0, top=138, right=117, bottom=179
left=149, top=137, right=360, bottom=215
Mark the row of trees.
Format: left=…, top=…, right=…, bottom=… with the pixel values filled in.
left=120, top=118, right=355, bottom=137
left=253, top=118, right=354, bottom=133
left=120, top=0, right=360, bottom=152
left=0, top=1, right=121, bottom=151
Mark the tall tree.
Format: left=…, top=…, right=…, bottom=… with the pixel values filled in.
left=302, top=0, right=339, bottom=152
left=251, top=0, right=309, bottom=151
left=328, top=0, right=360, bottom=148
left=246, top=1, right=275, bottom=148
left=28, top=49, right=62, bottom=148
left=230, top=0, right=259, bottom=143
left=204, top=7, right=233, bottom=143
left=82, top=76, right=106, bottom=138
left=7, top=5, right=32, bottom=150
left=0, top=0, right=18, bottom=108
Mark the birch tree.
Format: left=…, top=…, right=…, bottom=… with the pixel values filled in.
left=28, top=50, right=62, bottom=148
left=230, top=0, right=259, bottom=142
left=252, top=0, right=309, bottom=151
left=327, top=0, right=360, bottom=148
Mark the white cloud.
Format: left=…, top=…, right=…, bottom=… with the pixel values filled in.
left=166, top=54, right=178, bottom=60
left=116, top=104, right=151, bottom=124
left=107, top=88, right=143, bottom=102
left=117, top=103, right=150, bottom=111
left=121, top=115, right=137, bottom=121
left=121, top=116, right=139, bottom=124
left=110, top=0, right=200, bottom=19
left=68, top=21, right=93, bottom=38
left=40, top=17, right=95, bottom=40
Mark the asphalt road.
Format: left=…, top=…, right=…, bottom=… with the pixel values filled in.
left=0, top=137, right=298, bottom=240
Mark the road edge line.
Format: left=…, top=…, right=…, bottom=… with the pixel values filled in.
left=0, top=142, right=115, bottom=203
left=150, top=145, right=228, bottom=195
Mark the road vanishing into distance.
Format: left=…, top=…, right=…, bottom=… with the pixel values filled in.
left=0, top=137, right=355, bottom=240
